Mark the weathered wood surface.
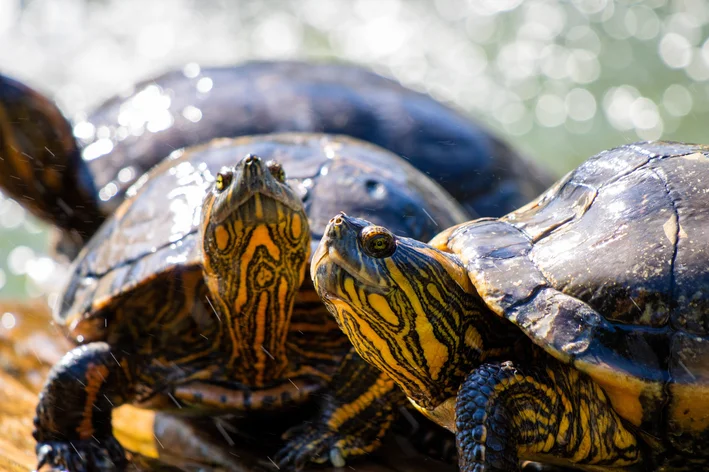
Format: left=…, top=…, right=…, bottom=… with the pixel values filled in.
left=0, top=300, right=455, bottom=472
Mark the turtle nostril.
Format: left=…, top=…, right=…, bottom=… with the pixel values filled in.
left=244, top=153, right=260, bottom=165
left=330, top=211, right=348, bottom=226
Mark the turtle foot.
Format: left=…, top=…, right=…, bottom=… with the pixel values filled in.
left=274, top=422, right=356, bottom=471
left=36, top=436, right=126, bottom=472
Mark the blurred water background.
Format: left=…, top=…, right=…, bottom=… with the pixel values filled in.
left=0, top=0, right=707, bottom=300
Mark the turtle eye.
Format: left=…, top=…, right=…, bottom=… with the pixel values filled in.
left=361, top=226, right=396, bottom=258
left=215, top=171, right=233, bottom=192
left=267, top=160, right=286, bottom=183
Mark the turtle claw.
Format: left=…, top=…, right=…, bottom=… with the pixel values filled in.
left=36, top=437, right=126, bottom=472
left=274, top=424, right=348, bottom=471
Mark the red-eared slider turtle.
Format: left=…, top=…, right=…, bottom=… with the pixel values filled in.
left=0, top=62, right=551, bottom=258
left=33, top=133, right=470, bottom=471
left=311, top=141, right=709, bottom=471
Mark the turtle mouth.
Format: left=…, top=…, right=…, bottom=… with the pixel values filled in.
left=310, top=238, right=330, bottom=278
left=313, top=238, right=387, bottom=296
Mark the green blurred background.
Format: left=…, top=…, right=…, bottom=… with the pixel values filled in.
left=1, top=0, right=708, bottom=299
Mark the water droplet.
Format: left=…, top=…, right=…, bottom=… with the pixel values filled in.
left=73, top=121, right=96, bottom=141
left=565, top=88, right=597, bottom=121
left=630, top=97, right=661, bottom=130
left=83, top=138, right=114, bottom=161
left=1, top=312, right=16, bottom=330
left=663, top=84, right=693, bottom=117
left=118, top=167, right=136, bottom=183
left=183, top=63, right=201, bottom=78
left=659, top=33, right=692, bottom=69
left=182, top=105, right=203, bottom=123
left=146, top=109, right=175, bottom=133
left=535, top=94, right=567, bottom=127
left=0, top=199, right=26, bottom=230
left=96, top=126, right=112, bottom=140
left=99, top=182, right=119, bottom=202
left=8, top=246, right=34, bottom=275
left=197, top=77, right=213, bottom=93
left=27, top=256, right=55, bottom=283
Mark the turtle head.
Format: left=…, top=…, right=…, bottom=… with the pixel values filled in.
left=200, top=153, right=310, bottom=384
left=311, top=213, right=485, bottom=410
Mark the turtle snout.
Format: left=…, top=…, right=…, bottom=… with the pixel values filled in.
left=244, top=153, right=261, bottom=166
left=327, top=212, right=356, bottom=241
left=328, top=212, right=369, bottom=234
left=243, top=154, right=266, bottom=180
left=329, top=212, right=347, bottom=226
left=326, top=215, right=343, bottom=240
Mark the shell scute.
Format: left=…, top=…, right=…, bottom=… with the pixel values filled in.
left=655, top=154, right=709, bottom=336
left=450, top=220, right=547, bottom=318
left=506, top=179, right=596, bottom=243
left=505, top=287, right=600, bottom=360
left=528, top=164, right=677, bottom=326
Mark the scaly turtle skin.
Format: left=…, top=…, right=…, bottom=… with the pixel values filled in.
left=33, top=133, right=470, bottom=471
left=0, top=62, right=551, bottom=257
left=312, top=141, right=709, bottom=471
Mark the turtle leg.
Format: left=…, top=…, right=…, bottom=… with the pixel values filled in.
left=274, top=348, right=406, bottom=471
left=456, top=360, right=643, bottom=472
left=34, top=342, right=136, bottom=472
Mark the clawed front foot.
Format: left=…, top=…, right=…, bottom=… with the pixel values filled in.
left=36, top=436, right=126, bottom=472
left=273, top=422, right=356, bottom=471
left=275, top=351, right=402, bottom=470
left=34, top=343, right=135, bottom=472
left=456, top=361, right=641, bottom=472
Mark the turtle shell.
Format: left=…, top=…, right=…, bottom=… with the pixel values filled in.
left=439, top=141, right=709, bottom=439
left=2, top=62, right=550, bottom=260
left=82, top=61, right=550, bottom=218
left=57, top=133, right=469, bottom=340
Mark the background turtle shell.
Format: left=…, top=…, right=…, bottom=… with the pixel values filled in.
left=58, top=132, right=469, bottom=336
left=442, top=141, right=709, bottom=441
left=82, top=61, right=550, bottom=218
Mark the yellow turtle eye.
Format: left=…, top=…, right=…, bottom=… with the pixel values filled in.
left=215, top=171, right=233, bottom=192
left=267, top=160, right=286, bottom=183
left=361, top=226, right=396, bottom=258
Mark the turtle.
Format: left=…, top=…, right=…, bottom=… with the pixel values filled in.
left=0, top=62, right=551, bottom=260
left=33, top=133, right=472, bottom=471
left=310, top=141, right=709, bottom=471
